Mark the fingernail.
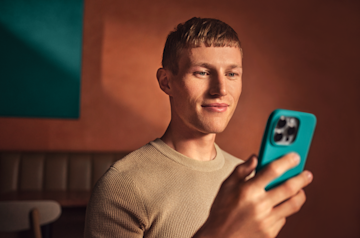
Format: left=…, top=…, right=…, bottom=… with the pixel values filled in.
left=249, top=154, right=258, bottom=160
left=305, top=171, right=313, bottom=182
left=292, top=153, right=300, bottom=164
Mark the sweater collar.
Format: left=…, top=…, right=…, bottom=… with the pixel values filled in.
left=150, top=138, right=225, bottom=172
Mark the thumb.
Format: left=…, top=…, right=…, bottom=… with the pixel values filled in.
left=235, top=155, right=258, bottom=181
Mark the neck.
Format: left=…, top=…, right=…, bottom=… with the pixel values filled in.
left=161, top=120, right=217, bottom=162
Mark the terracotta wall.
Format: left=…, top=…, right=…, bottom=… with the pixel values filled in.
left=0, top=0, right=359, bottom=237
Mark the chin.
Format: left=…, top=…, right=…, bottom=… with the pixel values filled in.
left=188, top=116, right=230, bottom=134
left=197, top=123, right=228, bottom=134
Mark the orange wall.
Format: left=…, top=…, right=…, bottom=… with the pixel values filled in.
left=0, top=0, right=359, bottom=237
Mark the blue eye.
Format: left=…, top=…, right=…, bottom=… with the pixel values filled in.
left=227, top=72, right=236, bottom=77
left=195, top=71, right=208, bottom=76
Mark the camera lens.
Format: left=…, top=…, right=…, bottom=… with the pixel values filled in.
left=274, top=133, right=283, bottom=142
left=276, top=117, right=286, bottom=128
left=287, top=126, right=296, bottom=135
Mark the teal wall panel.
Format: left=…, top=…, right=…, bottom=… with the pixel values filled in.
left=0, top=0, right=84, bottom=118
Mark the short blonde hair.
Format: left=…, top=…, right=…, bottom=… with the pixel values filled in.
left=162, top=17, right=242, bottom=75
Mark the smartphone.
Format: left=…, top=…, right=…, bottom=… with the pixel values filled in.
left=255, top=109, right=317, bottom=191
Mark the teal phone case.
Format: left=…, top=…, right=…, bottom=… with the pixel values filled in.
left=256, top=109, right=317, bottom=191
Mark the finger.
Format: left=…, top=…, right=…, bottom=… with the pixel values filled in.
left=252, top=153, right=300, bottom=189
left=267, top=170, right=313, bottom=206
left=229, top=155, right=258, bottom=183
left=268, top=218, right=286, bottom=238
left=218, top=155, right=257, bottom=192
left=237, top=155, right=258, bottom=180
left=272, top=189, right=307, bottom=219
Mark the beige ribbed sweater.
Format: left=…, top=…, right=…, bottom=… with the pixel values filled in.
left=84, top=139, right=243, bottom=238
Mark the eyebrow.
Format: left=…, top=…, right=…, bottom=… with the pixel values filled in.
left=228, top=64, right=243, bottom=69
left=192, top=63, right=242, bottom=69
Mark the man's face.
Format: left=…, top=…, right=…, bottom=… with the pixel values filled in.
left=168, top=44, right=242, bottom=135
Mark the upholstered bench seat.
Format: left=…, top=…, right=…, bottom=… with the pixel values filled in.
left=0, top=151, right=130, bottom=207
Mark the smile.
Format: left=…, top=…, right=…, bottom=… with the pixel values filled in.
left=201, top=103, right=229, bottom=112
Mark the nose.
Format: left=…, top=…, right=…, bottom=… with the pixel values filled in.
left=209, top=73, right=227, bottom=97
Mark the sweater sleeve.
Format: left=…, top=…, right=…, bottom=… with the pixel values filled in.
left=84, top=167, right=148, bottom=238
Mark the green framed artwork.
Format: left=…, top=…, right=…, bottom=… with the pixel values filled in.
left=0, top=0, right=84, bottom=118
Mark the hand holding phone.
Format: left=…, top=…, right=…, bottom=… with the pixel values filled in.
left=256, top=109, right=317, bottom=190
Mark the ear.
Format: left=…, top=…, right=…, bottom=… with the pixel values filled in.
left=156, top=68, right=173, bottom=96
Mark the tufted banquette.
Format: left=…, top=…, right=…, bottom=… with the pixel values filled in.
left=0, top=151, right=130, bottom=207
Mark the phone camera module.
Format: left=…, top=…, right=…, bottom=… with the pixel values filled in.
left=273, top=116, right=299, bottom=145
left=276, top=116, right=286, bottom=128
left=274, top=133, right=283, bottom=142
left=287, top=126, right=296, bottom=135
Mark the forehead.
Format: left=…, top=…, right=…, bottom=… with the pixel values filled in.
left=178, top=45, right=242, bottom=69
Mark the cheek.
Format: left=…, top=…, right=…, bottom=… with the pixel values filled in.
left=172, top=84, right=198, bottom=109
left=237, top=84, right=242, bottom=99
left=229, top=81, right=242, bottom=101
left=182, top=81, right=207, bottom=102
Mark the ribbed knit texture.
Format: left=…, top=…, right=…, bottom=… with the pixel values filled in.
left=84, top=139, right=243, bottom=238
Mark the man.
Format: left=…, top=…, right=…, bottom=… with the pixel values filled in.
left=84, top=17, right=313, bottom=238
